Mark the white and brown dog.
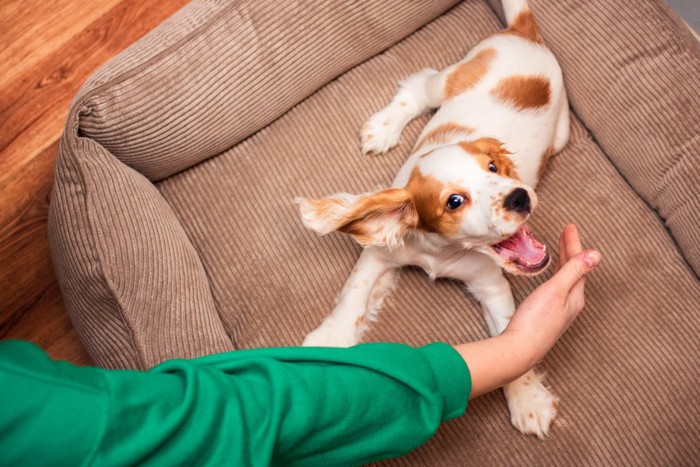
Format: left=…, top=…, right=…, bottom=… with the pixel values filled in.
left=296, top=0, right=569, bottom=438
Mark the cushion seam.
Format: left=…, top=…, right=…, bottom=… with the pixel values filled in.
left=155, top=193, right=237, bottom=349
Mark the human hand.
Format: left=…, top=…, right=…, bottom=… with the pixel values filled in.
left=503, top=224, right=602, bottom=367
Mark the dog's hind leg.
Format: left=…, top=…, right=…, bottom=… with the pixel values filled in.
left=361, top=68, right=444, bottom=155
left=302, top=248, right=397, bottom=347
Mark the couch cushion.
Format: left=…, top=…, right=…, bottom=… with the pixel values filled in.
left=157, top=1, right=700, bottom=463
left=49, top=137, right=233, bottom=369
left=76, top=0, right=459, bottom=181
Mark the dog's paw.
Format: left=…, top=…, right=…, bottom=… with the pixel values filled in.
left=503, top=370, right=559, bottom=439
left=302, top=319, right=358, bottom=347
left=360, top=108, right=405, bottom=155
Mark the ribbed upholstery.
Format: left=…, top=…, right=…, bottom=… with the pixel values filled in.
left=156, top=3, right=700, bottom=463
left=158, top=0, right=505, bottom=349
left=49, top=0, right=700, bottom=463
left=49, top=132, right=232, bottom=369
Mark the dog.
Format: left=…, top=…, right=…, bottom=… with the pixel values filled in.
left=295, top=0, right=569, bottom=438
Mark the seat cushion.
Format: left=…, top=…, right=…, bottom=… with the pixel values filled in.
left=157, top=1, right=700, bottom=463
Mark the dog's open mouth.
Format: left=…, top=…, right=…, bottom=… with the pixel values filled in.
left=491, top=224, right=549, bottom=274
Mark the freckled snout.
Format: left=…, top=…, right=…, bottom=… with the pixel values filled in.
left=503, top=188, right=531, bottom=213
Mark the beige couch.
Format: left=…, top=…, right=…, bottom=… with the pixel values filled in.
left=49, top=0, right=700, bottom=464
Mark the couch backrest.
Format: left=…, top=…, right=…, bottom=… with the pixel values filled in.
left=74, top=0, right=459, bottom=182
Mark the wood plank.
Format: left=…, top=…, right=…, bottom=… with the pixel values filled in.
left=0, top=0, right=189, bottom=365
left=0, top=0, right=123, bottom=89
left=0, top=141, right=58, bottom=332
left=0, top=0, right=190, bottom=186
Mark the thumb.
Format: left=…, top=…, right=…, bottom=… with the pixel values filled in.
left=550, top=250, right=602, bottom=290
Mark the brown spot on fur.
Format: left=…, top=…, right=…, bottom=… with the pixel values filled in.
left=406, top=168, right=469, bottom=236
left=444, top=48, right=496, bottom=99
left=415, top=122, right=474, bottom=151
left=502, top=9, right=545, bottom=45
left=552, top=399, right=559, bottom=411
left=537, top=146, right=556, bottom=181
left=529, top=413, right=535, bottom=419
left=459, top=138, right=520, bottom=180
left=355, top=316, right=366, bottom=328
left=491, top=75, right=551, bottom=110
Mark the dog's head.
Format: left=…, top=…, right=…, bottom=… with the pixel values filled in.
left=297, top=138, right=549, bottom=275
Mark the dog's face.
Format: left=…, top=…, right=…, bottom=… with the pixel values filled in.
left=297, top=138, right=549, bottom=275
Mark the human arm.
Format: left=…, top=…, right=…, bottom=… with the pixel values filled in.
left=0, top=340, right=469, bottom=467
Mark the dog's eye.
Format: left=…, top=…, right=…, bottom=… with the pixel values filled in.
left=446, top=194, right=465, bottom=210
left=488, top=162, right=498, bottom=173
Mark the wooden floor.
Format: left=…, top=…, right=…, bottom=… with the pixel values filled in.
left=0, top=0, right=189, bottom=365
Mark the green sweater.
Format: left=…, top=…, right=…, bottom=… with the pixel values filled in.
left=0, top=340, right=471, bottom=466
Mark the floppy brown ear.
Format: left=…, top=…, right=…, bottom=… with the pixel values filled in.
left=295, top=188, right=417, bottom=248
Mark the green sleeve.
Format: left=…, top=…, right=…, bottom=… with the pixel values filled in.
left=0, top=340, right=470, bottom=466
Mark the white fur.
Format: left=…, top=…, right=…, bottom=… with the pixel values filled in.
left=299, top=0, right=569, bottom=438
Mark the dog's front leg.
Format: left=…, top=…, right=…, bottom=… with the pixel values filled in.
left=453, top=256, right=559, bottom=439
left=361, top=68, right=442, bottom=155
left=303, top=248, right=397, bottom=347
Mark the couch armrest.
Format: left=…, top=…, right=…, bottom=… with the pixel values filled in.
left=49, top=132, right=232, bottom=369
left=76, top=0, right=459, bottom=181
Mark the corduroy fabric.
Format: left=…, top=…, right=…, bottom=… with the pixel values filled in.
left=76, top=0, right=459, bottom=182
left=48, top=0, right=700, bottom=463
left=49, top=127, right=232, bottom=369
left=154, top=2, right=700, bottom=463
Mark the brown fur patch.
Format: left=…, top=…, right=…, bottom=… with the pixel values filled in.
left=444, top=48, right=496, bottom=99
left=537, top=146, right=556, bottom=181
left=415, top=122, right=474, bottom=151
left=459, top=138, right=520, bottom=180
left=502, top=9, right=545, bottom=44
left=491, top=75, right=551, bottom=110
left=406, top=168, right=469, bottom=236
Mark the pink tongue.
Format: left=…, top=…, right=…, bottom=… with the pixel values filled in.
left=494, top=224, right=548, bottom=268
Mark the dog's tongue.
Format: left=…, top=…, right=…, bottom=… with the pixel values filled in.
left=493, top=224, right=549, bottom=273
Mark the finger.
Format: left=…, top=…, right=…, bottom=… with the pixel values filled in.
left=556, top=227, right=567, bottom=272
left=566, top=272, right=592, bottom=318
left=564, top=224, right=583, bottom=261
left=550, top=250, right=602, bottom=291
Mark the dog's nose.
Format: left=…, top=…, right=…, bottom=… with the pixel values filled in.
left=504, top=188, right=531, bottom=213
